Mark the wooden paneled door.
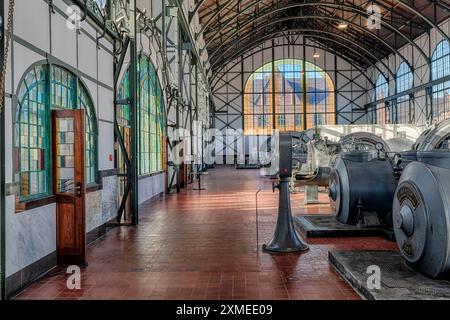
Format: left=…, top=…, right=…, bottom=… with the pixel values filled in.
left=52, top=109, right=86, bottom=266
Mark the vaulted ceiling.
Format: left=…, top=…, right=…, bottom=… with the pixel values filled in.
left=190, top=0, right=450, bottom=71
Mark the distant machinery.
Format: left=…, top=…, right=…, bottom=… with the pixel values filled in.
left=294, top=131, right=392, bottom=188
left=284, top=125, right=420, bottom=190
left=328, top=119, right=450, bottom=230
left=293, top=132, right=340, bottom=187
left=339, top=132, right=391, bottom=153
left=385, top=137, right=415, bottom=154
left=413, top=118, right=450, bottom=151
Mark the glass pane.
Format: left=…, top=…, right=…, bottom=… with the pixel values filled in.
left=56, top=117, right=75, bottom=194
left=118, top=58, right=166, bottom=176
left=16, top=65, right=49, bottom=200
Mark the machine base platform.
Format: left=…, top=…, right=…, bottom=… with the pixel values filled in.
left=329, top=250, right=450, bottom=300
left=293, top=214, right=389, bottom=238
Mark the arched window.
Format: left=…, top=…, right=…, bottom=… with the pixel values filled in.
left=243, top=59, right=335, bottom=135
left=375, top=74, right=389, bottom=124
left=15, top=64, right=98, bottom=201
left=15, top=65, right=49, bottom=200
left=138, top=57, right=166, bottom=175
left=431, top=40, right=450, bottom=122
left=397, top=62, right=413, bottom=93
left=117, top=57, right=166, bottom=176
left=396, top=62, right=413, bottom=123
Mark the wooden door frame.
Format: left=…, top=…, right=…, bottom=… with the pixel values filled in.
left=52, top=109, right=87, bottom=266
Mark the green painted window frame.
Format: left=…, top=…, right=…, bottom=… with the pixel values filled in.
left=117, top=69, right=130, bottom=128
left=15, top=64, right=98, bottom=202
left=15, top=65, right=51, bottom=201
left=118, top=56, right=166, bottom=177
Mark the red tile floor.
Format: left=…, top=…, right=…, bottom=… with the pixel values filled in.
left=14, top=166, right=397, bottom=300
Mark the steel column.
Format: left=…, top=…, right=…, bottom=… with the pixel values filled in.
left=0, top=0, right=5, bottom=301
left=129, top=36, right=139, bottom=225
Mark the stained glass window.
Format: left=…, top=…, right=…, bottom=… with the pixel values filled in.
left=118, top=57, right=166, bottom=176
left=15, top=64, right=98, bottom=201
left=117, top=70, right=130, bottom=128
left=243, top=59, right=335, bottom=135
left=431, top=40, right=450, bottom=122
left=138, top=59, right=151, bottom=175
left=78, top=85, right=97, bottom=185
left=396, top=62, right=413, bottom=123
left=375, top=74, right=389, bottom=124
left=50, top=66, right=97, bottom=185
left=15, top=65, right=49, bottom=200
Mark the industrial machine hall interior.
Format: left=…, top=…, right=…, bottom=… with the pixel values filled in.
left=2, top=0, right=450, bottom=305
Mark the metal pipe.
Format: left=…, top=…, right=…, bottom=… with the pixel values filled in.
left=255, top=189, right=262, bottom=253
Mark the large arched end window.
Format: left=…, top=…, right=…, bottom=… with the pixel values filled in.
left=243, top=59, right=335, bottom=135
left=14, top=64, right=98, bottom=201
left=396, top=62, right=413, bottom=123
left=375, top=74, right=389, bottom=124
left=431, top=40, right=450, bottom=122
left=117, top=57, right=166, bottom=176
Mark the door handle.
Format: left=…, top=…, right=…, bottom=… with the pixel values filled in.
left=75, top=182, right=82, bottom=197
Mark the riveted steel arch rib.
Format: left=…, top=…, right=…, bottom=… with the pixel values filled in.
left=211, top=28, right=395, bottom=79
left=210, top=30, right=393, bottom=84
left=210, top=41, right=376, bottom=90
left=211, top=42, right=376, bottom=89
left=211, top=31, right=389, bottom=80
left=393, top=0, right=450, bottom=44
left=430, top=0, right=450, bottom=12
left=208, top=15, right=413, bottom=70
left=190, top=0, right=208, bottom=21
left=203, top=2, right=429, bottom=63
left=198, top=0, right=431, bottom=40
left=206, top=6, right=429, bottom=62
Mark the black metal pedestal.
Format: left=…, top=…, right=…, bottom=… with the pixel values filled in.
left=263, top=176, right=309, bottom=253
left=192, top=172, right=207, bottom=190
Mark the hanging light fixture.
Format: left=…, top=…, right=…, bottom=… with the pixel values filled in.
left=313, top=52, right=320, bottom=59
left=337, top=22, right=348, bottom=29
